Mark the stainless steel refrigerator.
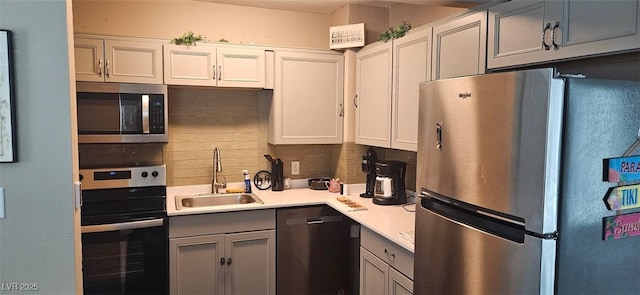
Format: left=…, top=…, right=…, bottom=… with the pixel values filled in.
left=414, top=68, right=640, bottom=294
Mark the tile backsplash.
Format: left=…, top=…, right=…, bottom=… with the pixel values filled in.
left=165, top=87, right=347, bottom=187
left=164, top=87, right=263, bottom=186
left=79, top=86, right=416, bottom=189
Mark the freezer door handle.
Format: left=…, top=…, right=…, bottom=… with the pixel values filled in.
left=421, top=189, right=558, bottom=242
left=420, top=189, right=527, bottom=244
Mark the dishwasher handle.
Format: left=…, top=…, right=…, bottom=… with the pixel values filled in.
left=307, top=217, right=324, bottom=224
left=286, top=215, right=344, bottom=226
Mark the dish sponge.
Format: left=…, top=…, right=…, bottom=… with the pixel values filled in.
left=225, top=187, right=245, bottom=193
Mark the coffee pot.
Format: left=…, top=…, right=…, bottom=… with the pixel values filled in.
left=373, top=160, right=407, bottom=205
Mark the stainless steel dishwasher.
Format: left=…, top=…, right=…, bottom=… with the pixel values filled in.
left=277, top=205, right=359, bottom=295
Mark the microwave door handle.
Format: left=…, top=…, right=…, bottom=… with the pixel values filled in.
left=142, top=94, right=150, bottom=134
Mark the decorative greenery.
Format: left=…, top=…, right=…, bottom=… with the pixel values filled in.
left=378, top=21, right=411, bottom=43
left=172, top=31, right=205, bottom=46
left=218, top=38, right=229, bottom=43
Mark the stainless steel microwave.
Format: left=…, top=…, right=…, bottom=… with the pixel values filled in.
left=76, top=82, right=168, bottom=143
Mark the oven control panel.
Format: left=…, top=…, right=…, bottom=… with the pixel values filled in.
left=80, top=165, right=166, bottom=190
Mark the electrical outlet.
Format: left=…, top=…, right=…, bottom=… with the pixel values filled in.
left=291, top=161, right=300, bottom=175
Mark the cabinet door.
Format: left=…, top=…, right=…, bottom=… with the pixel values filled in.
left=391, top=29, right=431, bottom=152
left=74, top=38, right=105, bottom=82
left=388, top=267, right=413, bottom=295
left=557, top=0, right=640, bottom=57
left=225, top=230, right=276, bottom=295
left=169, top=234, right=225, bottom=295
left=360, top=247, right=388, bottom=295
left=487, top=0, right=553, bottom=69
left=488, top=0, right=640, bottom=69
left=163, top=44, right=217, bottom=86
left=217, top=47, right=265, bottom=88
left=105, top=40, right=163, bottom=84
left=432, top=10, right=487, bottom=79
left=269, top=51, right=344, bottom=144
left=355, top=42, right=392, bottom=148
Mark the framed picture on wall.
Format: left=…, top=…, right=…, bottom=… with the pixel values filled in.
left=0, top=30, right=16, bottom=163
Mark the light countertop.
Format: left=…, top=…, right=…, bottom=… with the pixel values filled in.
left=167, top=183, right=416, bottom=253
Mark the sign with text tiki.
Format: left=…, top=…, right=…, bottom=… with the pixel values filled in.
left=604, top=184, right=640, bottom=211
left=603, top=155, right=640, bottom=183
left=603, top=212, right=640, bottom=240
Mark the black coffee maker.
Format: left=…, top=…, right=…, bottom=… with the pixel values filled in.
left=360, top=147, right=378, bottom=198
left=373, top=160, right=406, bottom=205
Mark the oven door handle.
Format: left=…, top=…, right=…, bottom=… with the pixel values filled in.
left=81, top=218, right=164, bottom=233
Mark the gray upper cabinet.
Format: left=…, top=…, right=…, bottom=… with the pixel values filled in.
left=268, top=50, right=344, bottom=145
left=356, top=27, right=432, bottom=151
left=355, top=42, right=393, bottom=148
left=75, top=37, right=163, bottom=84
left=392, top=28, right=432, bottom=152
left=163, top=44, right=266, bottom=88
left=432, top=10, right=487, bottom=79
left=488, top=0, right=640, bottom=69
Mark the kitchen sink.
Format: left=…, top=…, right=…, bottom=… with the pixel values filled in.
left=175, top=193, right=264, bottom=210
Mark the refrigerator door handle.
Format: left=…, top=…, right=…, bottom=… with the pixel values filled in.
left=435, top=122, right=442, bottom=149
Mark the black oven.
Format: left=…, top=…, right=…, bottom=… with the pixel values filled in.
left=80, top=165, right=168, bottom=295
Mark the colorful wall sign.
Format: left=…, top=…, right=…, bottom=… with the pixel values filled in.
left=603, top=212, right=640, bottom=240
left=603, top=155, right=640, bottom=183
left=604, top=184, right=640, bottom=210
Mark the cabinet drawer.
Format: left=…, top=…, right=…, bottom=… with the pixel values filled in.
left=170, top=209, right=276, bottom=238
left=361, top=227, right=414, bottom=279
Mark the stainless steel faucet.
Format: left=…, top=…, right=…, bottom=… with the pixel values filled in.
left=212, top=147, right=227, bottom=193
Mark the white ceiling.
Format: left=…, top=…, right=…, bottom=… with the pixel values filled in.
left=195, top=0, right=492, bottom=14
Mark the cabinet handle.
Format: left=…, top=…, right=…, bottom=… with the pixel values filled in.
left=384, top=248, right=396, bottom=259
left=551, top=21, right=560, bottom=50
left=213, top=65, right=216, bottom=80
left=97, top=59, right=103, bottom=77
left=354, top=94, right=358, bottom=108
left=339, top=103, right=344, bottom=117
left=105, top=59, right=110, bottom=78
left=542, top=22, right=551, bottom=50
left=435, top=122, right=442, bottom=149
left=227, top=258, right=232, bottom=265
left=218, top=65, right=222, bottom=81
left=220, top=258, right=225, bottom=265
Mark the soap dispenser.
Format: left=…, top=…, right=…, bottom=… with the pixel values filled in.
left=243, top=170, right=252, bottom=193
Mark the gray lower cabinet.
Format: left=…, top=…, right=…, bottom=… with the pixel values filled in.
left=389, top=267, right=413, bottom=295
left=360, top=227, right=413, bottom=295
left=170, top=234, right=225, bottom=294
left=360, top=248, right=413, bottom=295
left=169, top=210, right=276, bottom=295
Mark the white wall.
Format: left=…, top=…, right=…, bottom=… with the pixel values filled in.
left=389, top=3, right=470, bottom=28
left=0, top=0, right=80, bottom=293
left=72, top=0, right=331, bottom=49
